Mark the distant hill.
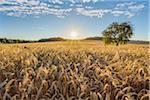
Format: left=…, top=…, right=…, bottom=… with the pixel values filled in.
left=38, top=37, right=65, bottom=42
left=84, top=36, right=103, bottom=40
left=128, top=40, right=149, bottom=44
left=84, top=37, right=149, bottom=44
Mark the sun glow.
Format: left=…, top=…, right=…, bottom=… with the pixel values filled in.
left=70, top=31, right=78, bottom=39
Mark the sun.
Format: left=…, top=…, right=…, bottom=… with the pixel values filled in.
left=70, top=31, right=78, bottom=39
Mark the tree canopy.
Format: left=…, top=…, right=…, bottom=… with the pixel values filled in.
left=102, top=22, right=133, bottom=46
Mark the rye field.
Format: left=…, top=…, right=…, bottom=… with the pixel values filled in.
left=0, top=41, right=149, bottom=100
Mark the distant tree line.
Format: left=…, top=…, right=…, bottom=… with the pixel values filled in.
left=0, top=37, right=67, bottom=44
left=0, top=38, right=34, bottom=44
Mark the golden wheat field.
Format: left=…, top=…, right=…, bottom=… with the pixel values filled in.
left=0, top=41, right=149, bottom=100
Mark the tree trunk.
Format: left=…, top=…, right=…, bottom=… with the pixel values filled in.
left=115, top=41, right=119, bottom=46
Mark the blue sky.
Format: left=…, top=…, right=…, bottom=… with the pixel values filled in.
left=0, top=0, right=149, bottom=40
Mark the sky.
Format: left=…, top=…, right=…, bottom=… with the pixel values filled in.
left=0, top=0, right=149, bottom=40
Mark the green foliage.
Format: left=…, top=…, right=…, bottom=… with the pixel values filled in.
left=0, top=38, right=33, bottom=44
left=103, top=37, right=111, bottom=45
left=102, top=22, right=133, bottom=46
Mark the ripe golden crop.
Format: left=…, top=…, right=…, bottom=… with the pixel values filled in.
left=0, top=41, right=149, bottom=100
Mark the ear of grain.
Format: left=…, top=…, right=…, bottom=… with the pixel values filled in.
left=0, top=42, right=148, bottom=100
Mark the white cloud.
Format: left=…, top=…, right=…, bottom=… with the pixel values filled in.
left=115, top=2, right=145, bottom=11
left=40, top=2, right=48, bottom=7
left=85, top=6, right=93, bottom=9
left=128, top=4, right=144, bottom=11
left=82, top=0, right=98, bottom=3
left=0, top=0, right=146, bottom=18
left=48, top=0, right=63, bottom=4
left=114, top=2, right=145, bottom=18
left=115, top=2, right=135, bottom=8
left=0, top=0, right=5, bottom=4
left=124, top=11, right=135, bottom=18
left=76, top=8, right=111, bottom=18
left=70, top=4, right=83, bottom=8
left=111, top=10, right=124, bottom=16
left=16, top=0, right=27, bottom=3
left=0, top=6, right=20, bottom=11
left=0, top=2, right=72, bottom=18
left=0, top=0, right=18, bottom=5
left=27, top=0, right=40, bottom=5
left=111, top=10, right=135, bottom=18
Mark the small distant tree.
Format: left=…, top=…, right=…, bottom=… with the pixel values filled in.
left=102, top=22, right=133, bottom=46
left=2, top=38, right=7, bottom=43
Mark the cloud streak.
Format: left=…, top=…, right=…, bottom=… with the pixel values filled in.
left=0, top=0, right=146, bottom=18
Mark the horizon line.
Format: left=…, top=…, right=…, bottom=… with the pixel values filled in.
left=0, top=36, right=149, bottom=42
